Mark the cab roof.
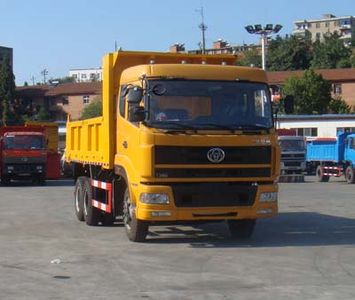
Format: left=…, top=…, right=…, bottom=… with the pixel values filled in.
left=120, top=64, right=268, bottom=84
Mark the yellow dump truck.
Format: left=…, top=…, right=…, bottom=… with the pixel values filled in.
left=66, top=51, right=280, bottom=242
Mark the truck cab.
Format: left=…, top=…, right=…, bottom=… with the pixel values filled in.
left=0, top=131, right=47, bottom=185
left=278, top=136, right=306, bottom=175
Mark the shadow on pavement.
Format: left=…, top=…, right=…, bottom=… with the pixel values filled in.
left=146, top=212, right=355, bottom=248
left=0, top=179, right=74, bottom=188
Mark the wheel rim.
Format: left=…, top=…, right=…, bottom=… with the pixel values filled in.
left=75, top=188, right=80, bottom=213
left=347, top=169, right=352, bottom=181
left=83, top=190, right=88, bottom=216
left=123, top=190, right=134, bottom=230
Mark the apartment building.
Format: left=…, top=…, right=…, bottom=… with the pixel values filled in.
left=69, top=68, right=102, bottom=82
left=293, top=14, right=355, bottom=45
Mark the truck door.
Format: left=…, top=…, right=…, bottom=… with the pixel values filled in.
left=345, top=136, right=355, bottom=164
left=116, top=85, right=145, bottom=182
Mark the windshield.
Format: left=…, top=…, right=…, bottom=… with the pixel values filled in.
left=279, top=139, right=305, bottom=152
left=145, top=80, right=273, bottom=130
left=4, top=135, right=45, bottom=150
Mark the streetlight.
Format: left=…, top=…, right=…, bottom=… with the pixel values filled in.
left=245, top=24, right=282, bottom=70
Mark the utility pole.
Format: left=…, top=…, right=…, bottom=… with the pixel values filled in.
left=40, top=69, right=48, bottom=84
left=197, top=6, right=207, bottom=54
left=31, top=76, right=35, bottom=86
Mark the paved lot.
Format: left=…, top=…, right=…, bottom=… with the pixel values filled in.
left=0, top=177, right=354, bottom=300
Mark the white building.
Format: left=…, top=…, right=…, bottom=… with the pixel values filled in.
left=277, top=115, right=355, bottom=139
left=69, top=68, right=102, bottom=82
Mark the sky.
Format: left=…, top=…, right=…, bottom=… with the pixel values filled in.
left=1, top=0, right=355, bottom=85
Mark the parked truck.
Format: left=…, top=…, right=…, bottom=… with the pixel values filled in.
left=306, top=132, right=355, bottom=183
left=66, top=51, right=281, bottom=242
left=277, top=129, right=306, bottom=175
left=0, top=125, right=47, bottom=185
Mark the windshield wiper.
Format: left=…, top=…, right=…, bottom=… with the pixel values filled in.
left=194, top=123, right=271, bottom=133
left=146, top=121, right=198, bottom=133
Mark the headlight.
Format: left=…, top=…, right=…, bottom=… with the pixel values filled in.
left=36, top=165, right=43, bottom=170
left=259, top=192, right=278, bottom=203
left=140, top=193, right=169, bottom=204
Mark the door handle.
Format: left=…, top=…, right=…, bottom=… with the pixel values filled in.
left=122, top=141, right=128, bottom=149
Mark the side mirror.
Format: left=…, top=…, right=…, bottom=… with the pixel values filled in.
left=284, top=95, right=294, bottom=114
left=128, top=106, right=146, bottom=122
left=126, top=86, right=143, bottom=103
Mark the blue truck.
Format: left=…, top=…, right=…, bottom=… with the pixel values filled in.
left=306, top=132, right=355, bottom=184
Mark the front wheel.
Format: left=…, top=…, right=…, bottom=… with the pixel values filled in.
left=122, top=187, right=148, bottom=242
left=227, top=219, right=256, bottom=239
left=316, top=165, right=330, bottom=182
left=345, top=166, right=355, bottom=184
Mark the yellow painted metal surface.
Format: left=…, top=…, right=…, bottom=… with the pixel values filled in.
left=25, top=121, right=58, bottom=152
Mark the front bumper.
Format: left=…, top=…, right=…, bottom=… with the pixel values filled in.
left=132, top=183, right=278, bottom=222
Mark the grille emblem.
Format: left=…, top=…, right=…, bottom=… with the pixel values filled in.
left=207, top=148, right=225, bottom=163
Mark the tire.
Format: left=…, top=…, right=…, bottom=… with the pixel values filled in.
left=122, top=186, right=148, bottom=242
left=227, top=219, right=256, bottom=239
left=316, top=165, right=330, bottom=182
left=345, top=166, right=355, bottom=184
left=83, top=177, right=100, bottom=226
left=1, top=175, right=10, bottom=186
left=74, top=176, right=85, bottom=221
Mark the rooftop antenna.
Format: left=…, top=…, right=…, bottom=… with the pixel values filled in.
left=115, top=40, right=118, bottom=51
left=196, top=6, right=207, bottom=54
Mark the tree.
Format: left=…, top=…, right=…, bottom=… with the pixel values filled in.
left=49, top=76, right=75, bottom=84
left=267, top=34, right=313, bottom=71
left=283, top=69, right=331, bottom=114
left=236, top=49, right=262, bottom=68
left=0, top=55, right=16, bottom=125
left=328, top=97, right=352, bottom=114
left=35, top=106, right=51, bottom=121
left=80, top=96, right=102, bottom=120
left=311, top=32, right=352, bottom=69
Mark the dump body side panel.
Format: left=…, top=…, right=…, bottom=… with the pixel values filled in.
left=66, top=117, right=106, bottom=165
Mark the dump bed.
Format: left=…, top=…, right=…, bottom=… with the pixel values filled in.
left=306, top=133, right=348, bottom=163
left=66, top=116, right=106, bottom=166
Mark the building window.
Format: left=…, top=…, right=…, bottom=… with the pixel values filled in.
left=90, top=73, right=95, bottom=79
left=325, top=22, right=329, bottom=27
left=83, top=95, right=90, bottom=104
left=316, top=23, right=320, bottom=28
left=316, top=33, right=321, bottom=40
left=81, top=74, right=87, bottom=79
left=336, top=127, right=355, bottom=135
left=72, top=74, right=77, bottom=79
left=308, top=23, right=312, bottom=28
left=295, top=128, right=318, bottom=137
left=333, top=84, right=342, bottom=95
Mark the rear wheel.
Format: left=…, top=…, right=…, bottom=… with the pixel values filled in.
left=227, top=219, right=256, bottom=239
left=316, top=165, right=330, bottom=182
left=83, top=177, right=100, bottom=226
left=122, top=186, right=148, bottom=242
left=1, top=175, right=10, bottom=186
left=345, top=166, right=355, bottom=184
left=74, top=177, right=85, bottom=221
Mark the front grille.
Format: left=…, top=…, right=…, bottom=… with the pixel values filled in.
left=6, top=164, right=42, bottom=173
left=155, top=146, right=271, bottom=165
left=172, top=182, right=257, bottom=207
left=155, top=168, right=271, bottom=178
left=284, top=162, right=302, bottom=167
